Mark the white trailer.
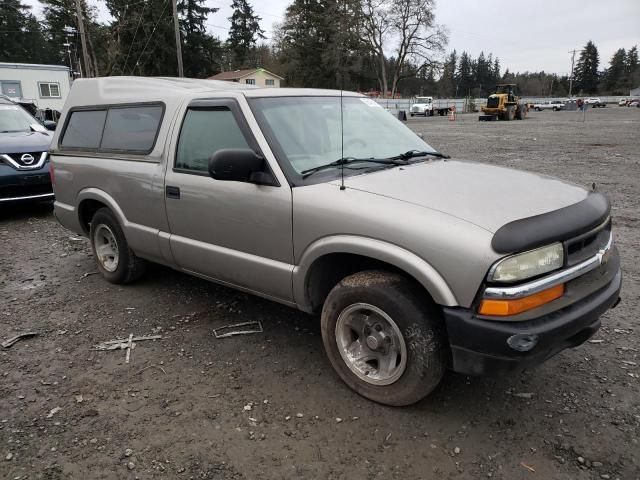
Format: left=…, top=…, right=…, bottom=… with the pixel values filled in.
left=0, top=63, right=71, bottom=112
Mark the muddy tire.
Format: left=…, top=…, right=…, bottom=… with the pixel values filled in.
left=504, top=106, right=515, bottom=120
left=320, top=270, right=446, bottom=406
left=90, top=208, right=146, bottom=284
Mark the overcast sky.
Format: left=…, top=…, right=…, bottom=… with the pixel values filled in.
left=25, top=0, right=640, bottom=75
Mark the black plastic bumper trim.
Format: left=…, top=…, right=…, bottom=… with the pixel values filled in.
left=443, top=269, right=621, bottom=376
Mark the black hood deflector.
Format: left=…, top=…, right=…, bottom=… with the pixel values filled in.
left=491, top=192, right=610, bottom=254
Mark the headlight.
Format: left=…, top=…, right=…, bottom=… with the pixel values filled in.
left=489, top=243, right=563, bottom=283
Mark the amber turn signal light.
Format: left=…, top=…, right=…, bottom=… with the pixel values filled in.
left=479, top=284, right=565, bottom=317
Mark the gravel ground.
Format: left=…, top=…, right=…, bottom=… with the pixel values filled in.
left=1, top=106, right=639, bottom=480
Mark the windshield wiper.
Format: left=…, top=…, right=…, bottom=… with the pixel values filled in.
left=388, top=149, right=450, bottom=161
left=301, top=157, right=407, bottom=179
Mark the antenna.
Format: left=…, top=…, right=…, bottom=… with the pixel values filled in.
left=340, top=74, right=345, bottom=191
left=338, top=4, right=346, bottom=191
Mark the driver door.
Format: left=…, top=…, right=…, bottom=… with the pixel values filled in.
left=164, top=98, right=294, bottom=303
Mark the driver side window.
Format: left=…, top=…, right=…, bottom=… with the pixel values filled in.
left=175, top=107, right=251, bottom=172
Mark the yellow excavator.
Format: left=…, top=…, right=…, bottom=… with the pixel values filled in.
left=479, top=84, right=528, bottom=121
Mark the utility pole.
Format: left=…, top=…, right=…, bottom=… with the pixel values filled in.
left=568, top=49, right=576, bottom=98
left=172, top=0, right=184, bottom=77
left=75, top=0, right=91, bottom=77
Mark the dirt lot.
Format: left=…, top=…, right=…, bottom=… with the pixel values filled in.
left=1, top=107, right=639, bottom=480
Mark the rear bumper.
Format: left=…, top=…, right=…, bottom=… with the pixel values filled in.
left=443, top=269, right=622, bottom=376
left=53, top=200, right=84, bottom=236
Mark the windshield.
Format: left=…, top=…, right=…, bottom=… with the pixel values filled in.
left=250, top=96, right=436, bottom=180
left=0, top=104, right=39, bottom=133
left=415, top=97, right=431, bottom=104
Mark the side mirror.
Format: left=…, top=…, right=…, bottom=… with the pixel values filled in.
left=208, top=149, right=277, bottom=186
left=43, top=120, right=57, bottom=131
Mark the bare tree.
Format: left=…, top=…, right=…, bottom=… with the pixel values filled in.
left=361, top=0, right=447, bottom=97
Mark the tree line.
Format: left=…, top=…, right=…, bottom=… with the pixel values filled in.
left=574, top=40, right=639, bottom=95
left=0, top=0, right=447, bottom=97
left=1, top=1, right=638, bottom=97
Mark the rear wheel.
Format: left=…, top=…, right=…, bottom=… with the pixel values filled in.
left=321, top=270, right=445, bottom=406
left=90, top=208, right=146, bottom=284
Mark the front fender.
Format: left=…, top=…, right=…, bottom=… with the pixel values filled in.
left=292, top=235, right=458, bottom=310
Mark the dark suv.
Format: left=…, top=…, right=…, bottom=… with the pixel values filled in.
left=0, top=96, right=54, bottom=204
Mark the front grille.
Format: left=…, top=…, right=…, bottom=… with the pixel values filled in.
left=487, top=97, right=499, bottom=108
left=565, top=219, right=611, bottom=266
left=0, top=152, right=47, bottom=169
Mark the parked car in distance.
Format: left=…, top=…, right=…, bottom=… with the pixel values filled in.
left=52, top=77, right=621, bottom=406
left=583, top=97, right=606, bottom=108
left=618, top=98, right=629, bottom=106
left=533, top=100, right=566, bottom=111
left=628, top=99, right=640, bottom=107
left=0, top=96, right=55, bottom=204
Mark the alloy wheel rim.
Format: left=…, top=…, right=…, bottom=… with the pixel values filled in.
left=94, top=224, right=119, bottom=272
left=335, top=303, right=407, bottom=386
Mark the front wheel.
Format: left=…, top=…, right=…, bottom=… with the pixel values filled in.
left=90, top=208, right=146, bottom=284
left=321, top=271, right=445, bottom=406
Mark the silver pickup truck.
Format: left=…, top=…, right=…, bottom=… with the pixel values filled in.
left=51, top=77, right=621, bottom=406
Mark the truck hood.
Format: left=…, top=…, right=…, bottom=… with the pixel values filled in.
left=333, top=160, right=589, bottom=233
left=0, top=130, right=52, bottom=154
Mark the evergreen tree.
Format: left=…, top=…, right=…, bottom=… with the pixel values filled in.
left=106, top=0, right=177, bottom=76
left=492, top=58, right=500, bottom=80
left=0, top=0, right=52, bottom=64
left=41, top=0, right=101, bottom=76
left=456, top=51, right=473, bottom=97
left=474, top=51, right=491, bottom=96
left=180, top=0, right=223, bottom=77
left=276, top=0, right=366, bottom=90
left=573, top=40, right=599, bottom=94
left=624, top=45, right=639, bottom=91
left=437, top=50, right=457, bottom=97
left=227, top=0, right=265, bottom=69
left=603, top=48, right=626, bottom=94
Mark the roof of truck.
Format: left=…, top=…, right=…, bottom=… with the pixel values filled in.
left=66, top=77, right=361, bottom=104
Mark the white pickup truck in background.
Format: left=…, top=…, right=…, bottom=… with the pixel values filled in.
left=533, top=100, right=566, bottom=111
left=584, top=98, right=607, bottom=108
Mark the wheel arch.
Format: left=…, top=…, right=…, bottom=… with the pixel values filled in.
left=77, top=188, right=127, bottom=235
left=293, top=235, right=458, bottom=314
